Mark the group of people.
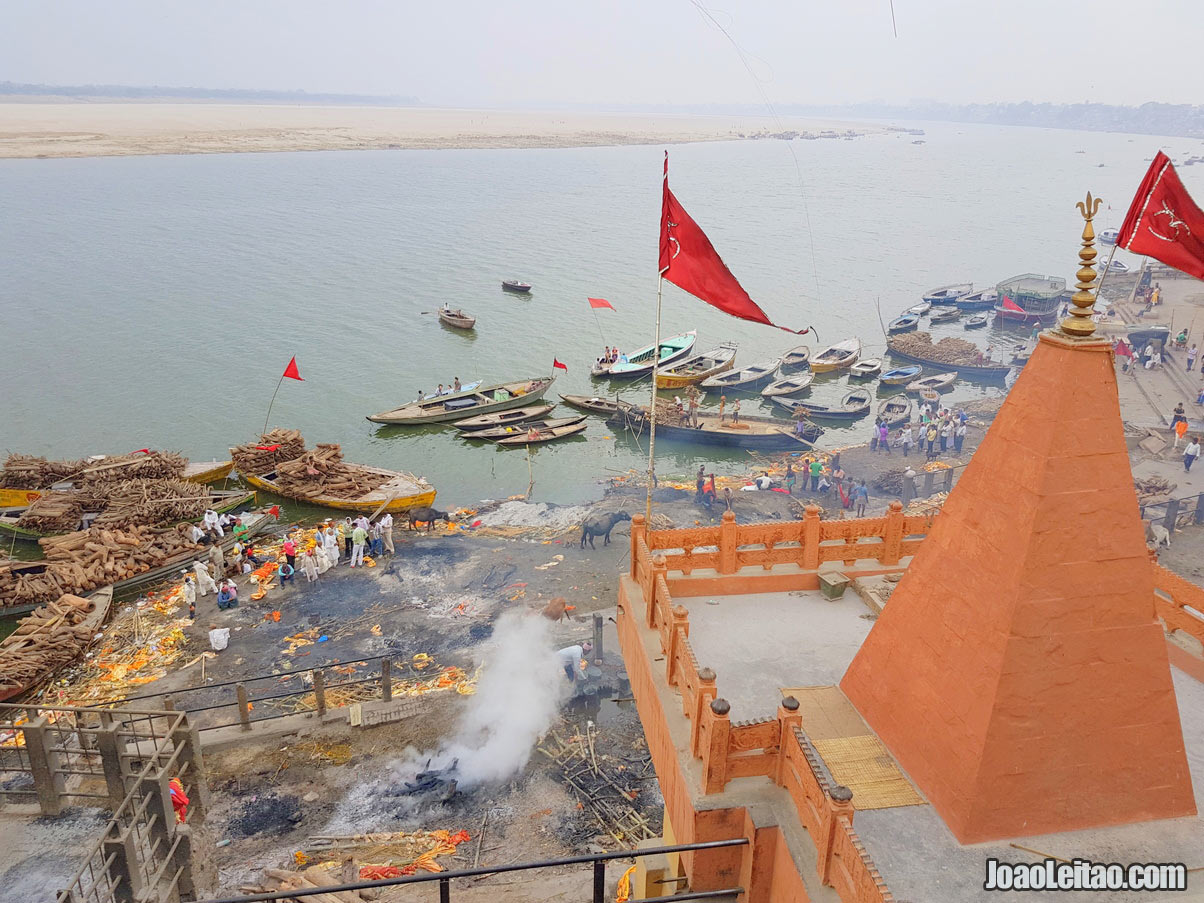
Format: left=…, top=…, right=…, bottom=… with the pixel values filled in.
left=416, top=378, right=463, bottom=401
left=596, top=347, right=627, bottom=367
left=1170, top=403, right=1203, bottom=472
left=299, top=513, right=396, bottom=578
left=870, top=406, right=967, bottom=460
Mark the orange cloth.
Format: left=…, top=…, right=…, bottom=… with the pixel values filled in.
left=1176, top=420, right=1189, bottom=439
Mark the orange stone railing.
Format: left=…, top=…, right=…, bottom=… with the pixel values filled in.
left=625, top=517, right=894, bottom=902
left=1152, top=563, right=1204, bottom=652
left=640, top=503, right=933, bottom=576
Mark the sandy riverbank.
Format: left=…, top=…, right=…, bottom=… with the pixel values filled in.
left=0, top=102, right=881, bottom=159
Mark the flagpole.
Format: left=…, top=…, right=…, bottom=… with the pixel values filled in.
left=262, top=373, right=286, bottom=436
left=591, top=307, right=608, bottom=348
left=645, top=278, right=664, bottom=524
left=1091, top=243, right=1120, bottom=304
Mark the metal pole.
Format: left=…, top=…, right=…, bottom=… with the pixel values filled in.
left=593, top=859, right=606, bottom=903
left=645, top=277, right=664, bottom=525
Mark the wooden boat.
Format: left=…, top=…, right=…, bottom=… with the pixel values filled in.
left=595, top=331, right=697, bottom=378
left=923, top=283, right=973, bottom=305
left=243, top=464, right=436, bottom=513
left=761, top=372, right=814, bottom=398
left=880, top=365, right=922, bottom=386
left=1099, top=228, right=1120, bottom=247
left=609, top=404, right=822, bottom=449
left=655, top=343, right=737, bottom=389
left=700, top=358, right=781, bottom=392
left=906, top=373, right=957, bottom=394
left=183, top=460, right=235, bottom=484
left=0, top=586, right=114, bottom=703
left=780, top=345, right=811, bottom=372
left=501, top=280, right=532, bottom=293
left=0, top=488, right=43, bottom=509
left=367, top=376, right=554, bottom=424
left=886, top=339, right=1010, bottom=379
left=849, top=359, right=882, bottom=379
left=878, top=395, right=913, bottom=427
left=438, top=308, right=476, bottom=329
left=954, top=289, right=997, bottom=311
left=919, top=387, right=941, bottom=404
left=929, top=307, right=961, bottom=323
left=466, top=415, right=586, bottom=440
left=888, top=314, right=920, bottom=334
left=907, top=301, right=931, bottom=316
left=453, top=404, right=555, bottom=431
left=559, top=394, right=623, bottom=416
left=810, top=338, right=861, bottom=373
left=0, top=489, right=256, bottom=544
left=964, top=315, right=989, bottom=329
left=777, top=389, right=871, bottom=420
left=495, top=421, right=587, bottom=446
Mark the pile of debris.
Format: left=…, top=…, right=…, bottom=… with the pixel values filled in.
left=273, top=444, right=391, bottom=501
left=0, top=594, right=105, bottom=699
left=13, top=491, right=84, bottom=533
left=230, top=428, right=308, bottom=475
left=0, top=525, right=202, bottom=607
left=1135, top=475, right=1176, bottom=503
left=539, top=723, right=656, bottom=848
left=888, top=332, right=985, bottom=365
left=873, top=467, right=908, bottom=495
left=244, top=865, right=381, bottom=902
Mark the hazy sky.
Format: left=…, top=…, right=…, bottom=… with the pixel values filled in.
left=4, top=0, right=1201, bottom=107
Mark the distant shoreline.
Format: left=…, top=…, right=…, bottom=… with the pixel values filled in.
left=0, top=103, right=885, bottom=160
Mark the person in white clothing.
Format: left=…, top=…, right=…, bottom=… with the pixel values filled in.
left=323, top=526, right=340, bottom=564
left=557, top=641, right=593, bottom=682
left=180, top=573, right=196, bottom=619
left=193, top=561, right=219, bottom=596
left=202, top=509, right=223, bottom=538
left=381, top=513, right=395, bottom=554
left=302, top=550, right=319, bottom=582
left=354, top=515, right=370, bottom=532
left=187, top=523, right=206, bottom=544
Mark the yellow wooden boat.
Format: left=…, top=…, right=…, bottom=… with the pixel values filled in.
left=655, top=343, right=737, bottom=389
left=242, top=464, right=436, bottom=514
left=183, top=460, right=235, bottom=484
left=809, top=338, right=862, bottom=373
left=0, top=488, right=42, bottom=508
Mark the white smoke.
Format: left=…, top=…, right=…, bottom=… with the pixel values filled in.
left=443, top=611, right=570, bottom=785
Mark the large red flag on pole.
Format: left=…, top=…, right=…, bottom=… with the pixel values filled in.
left=1118, top=151, right=1204, bottom=280
left=659, top=153, right=809, bottom=335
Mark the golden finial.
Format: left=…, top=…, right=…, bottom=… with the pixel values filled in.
left=1061, top=192, right=1103, bottom=337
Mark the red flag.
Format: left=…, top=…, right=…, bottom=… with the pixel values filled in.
left=587, top=297, right=614, bottom=310
left=1001, top=295, right=1025, bottom=314
left=1118, top=151, right=1204, bottom=280
left=660, top=153, right=809, bottom=335
left=1114, top=338, right=1134, bottom=359
left=268, top=505, right=281, bottom=518
left=255, top=444, right=283, bottom=451
left=553, top=358, right=568, bottom=371
left=129, top=448, right=151, bottom=455
left=282, top=356, right=304, bottom=381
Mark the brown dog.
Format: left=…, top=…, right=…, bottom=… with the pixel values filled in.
left=541, top=596, right=575, bottom=622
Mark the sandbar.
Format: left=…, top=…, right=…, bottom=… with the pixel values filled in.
left=0, top=102, right=880, bottom=159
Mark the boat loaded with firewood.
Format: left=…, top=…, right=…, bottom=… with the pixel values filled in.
left=655, top=343, right=737, bottom=389
left=367, top=377, right=555, bottom=425
left=887, top=332, right=1011, bottom=380
left=0, top=587, right=113, bottom=702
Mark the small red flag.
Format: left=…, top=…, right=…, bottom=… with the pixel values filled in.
left=1114, top=338, right=1134, bottom=359
left=255, top=444, right=283, bottom=451
left=282, top=356, right=304, bottom=381
left=588, top=297, right=614, bottom=310
left=1001, top=295, right=1025, bottom=314
left=553, top=358, right=568, bottom=371
left=268, top=505, right=281, bottom=518
left=130, top=448, right=151, bottom=455
left=660, top=153, right=808, bottom=335
left=1118, top=151, right=1204, bottom=280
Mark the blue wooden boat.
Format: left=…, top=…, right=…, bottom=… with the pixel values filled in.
left=923, top=283, right=973, bottom=305
left=880, top=365, right=922, bottom=386
left=888, top=314, right=920, bottom=334
left=955, top=289, right=997, bottom=311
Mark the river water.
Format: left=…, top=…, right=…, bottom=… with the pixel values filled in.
left=1, top=121, right=1194, bottom=505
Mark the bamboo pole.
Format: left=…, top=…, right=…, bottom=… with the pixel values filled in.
left=645, top=277, right=664, bottom=525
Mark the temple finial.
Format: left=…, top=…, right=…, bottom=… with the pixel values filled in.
left=1061, top=192, right=1103, bottom=337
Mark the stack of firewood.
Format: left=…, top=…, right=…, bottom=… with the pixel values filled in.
left=14, top=491, right=85, bottom=533
left=90, top=478, right=211, bottom=530
left=77, top=451, right=187, bottom=485
left=0, top=594, right=102, bottom=699
left=888, top=332, right=984, bottom=365
left=272, top=444, right=389, bottom=500
left=231, top=429, right=308, bottom=475
left=0, top=454, right=90, bottom=489
left=0, top=526, right=202, bottom=608
left=243, top=866, right=378, bottom=902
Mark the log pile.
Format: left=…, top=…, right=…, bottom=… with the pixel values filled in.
left=77, top=451, right=186, bottom=485
left=231, top=429, right=308, bottom=475
left=0, top=526, right=202, bottom=608
left=243, top=867, right=379, bottom=903
left=889, top=332, right=986, bottom=365
left=14, top=492, right=84, bottom=533
left=1135, top=475, right=1176, bottom=503
left=0, top=454, right=89, bottom=489
left=272, top=444, right=390, bottom=501
left=0, top=594, right=102, bottom=699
